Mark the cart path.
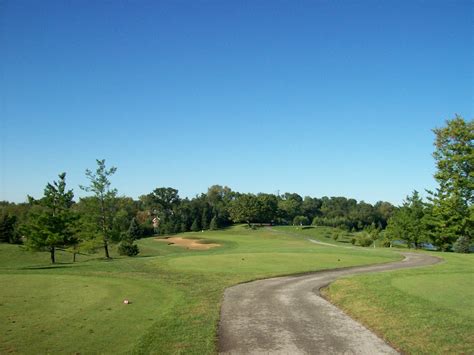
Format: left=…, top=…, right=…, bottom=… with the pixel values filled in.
left=218, top=252, right=441, bottom=354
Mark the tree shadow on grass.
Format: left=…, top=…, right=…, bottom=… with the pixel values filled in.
left=20, top=263, right=78, bottom=270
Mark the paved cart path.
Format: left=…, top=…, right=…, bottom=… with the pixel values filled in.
left=218, top=252, right=441, bottom=354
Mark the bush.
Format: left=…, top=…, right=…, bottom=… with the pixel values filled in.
left=353, top=233, right=373, bottom=247
left=332, top=230, right=344, bottom=241
left=453, top=236, right=471, bottom=253
left=118, top=241, right=139, bottom=256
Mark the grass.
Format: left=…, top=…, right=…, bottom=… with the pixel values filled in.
left=0, top=225, right=401, bottom=354
left=322, top=251, right=474, bottom=354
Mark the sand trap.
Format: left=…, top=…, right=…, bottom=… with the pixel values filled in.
left=157, top=237, right=221, bottom=250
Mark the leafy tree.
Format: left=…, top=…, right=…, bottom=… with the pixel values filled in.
left=141, top=187, right=180, bottom=214
left=80, top=159, right=118, bottom=259
left=278, top=193, right=303, bottom=222
left=256, top=193, right=278, bottom=223
left=24, top=173, right=77, bottom=263
left=374, top=201, right=395, bottom=228
left=206, top=185, right=234, bottom=226
left=428, top=116, right=473, bottom=251
left=301, top=196, right=322, bottom=219
left=228, top=194, right=262, bottom=227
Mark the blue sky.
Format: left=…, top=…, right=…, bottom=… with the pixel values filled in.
left=1, top=0, right=473, bottom=204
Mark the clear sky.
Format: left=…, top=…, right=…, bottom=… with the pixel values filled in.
left=1, top=0, right=473, bottom=205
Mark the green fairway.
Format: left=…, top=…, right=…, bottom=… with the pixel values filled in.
left=0, top=225, right=400, bottom=354
left=323, top=252, right=474, bottom=354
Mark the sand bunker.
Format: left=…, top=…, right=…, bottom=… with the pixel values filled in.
left=157, top=237, right=221, bottom=250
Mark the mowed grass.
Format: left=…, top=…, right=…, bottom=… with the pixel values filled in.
left=0, top=225, right=401, bottom=354
left=322, top=252, right=474, bottom=354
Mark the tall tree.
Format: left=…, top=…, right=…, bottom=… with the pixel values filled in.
left=80, top=159, right=118, bottom=259
left=428, top=116, right=473, bottom=250
left=385, top=191, right=427, bottom=249
left=278, top=193, right=303, bottom=223
left=228, top=194, right=262, bottom=227
left=25, top=173, right=77, bottom=263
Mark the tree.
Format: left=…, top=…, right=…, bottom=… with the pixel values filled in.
left=190, top=218, right=200, bottom=232
left=24, top=173, right=77, bottom=263
left=301, top=196, right=322, bottom=219
left=0, top=213, right=18, bottom=243
left=118, top=218, right=140, bottom=256
left=428, top=116, right=473, bottom=250
left=256, top=193, right=278, bottom=223
left=141, top=187, right=180, bottom=215
left=80, top=159, right=118, bottom=259
left=385, top=191, right=427, bottom=249
left=374, top=201, right=395, bottom=229
left=209, top=215, right=219, bottom=230
left=127, top=217, right=141, bottom=240
left=453, top=236, right=471, bottom=253
left=278, top=193, right=303, bottom=222
left=201, top=208, right=209, bottom=230
left=228, top=194, right=262, bottom=227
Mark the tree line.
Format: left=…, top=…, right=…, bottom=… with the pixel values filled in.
left=0, top=116, right=472, bottom=261
left=0, top=172, right=396, bottom=262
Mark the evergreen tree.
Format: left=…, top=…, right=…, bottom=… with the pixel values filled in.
left=385, top=191, right=427, bottom=249
left=127, top=217, right=141, bottom=240
left=118, top=218, right=140, bottom=256
left=453, top=236, right=471, bottom=253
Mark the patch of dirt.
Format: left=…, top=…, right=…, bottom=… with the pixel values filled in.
left=156, top=237, right=220, bottom=250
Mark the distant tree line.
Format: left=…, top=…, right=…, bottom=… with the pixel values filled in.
left=0, top=116, right=471, bottom=260
left=0, top=173, right=396, bottom=262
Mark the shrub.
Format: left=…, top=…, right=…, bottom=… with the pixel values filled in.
left=118, top=241, right=139, bottom=256
left=332, top=230, right=344, bottom=241
left=353, top=233, right=373, bottom=247
left=453, top=236, right=471, bottom=253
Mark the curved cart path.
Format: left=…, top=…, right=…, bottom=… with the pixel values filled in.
left=218, top=252, right=441, bottom=355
